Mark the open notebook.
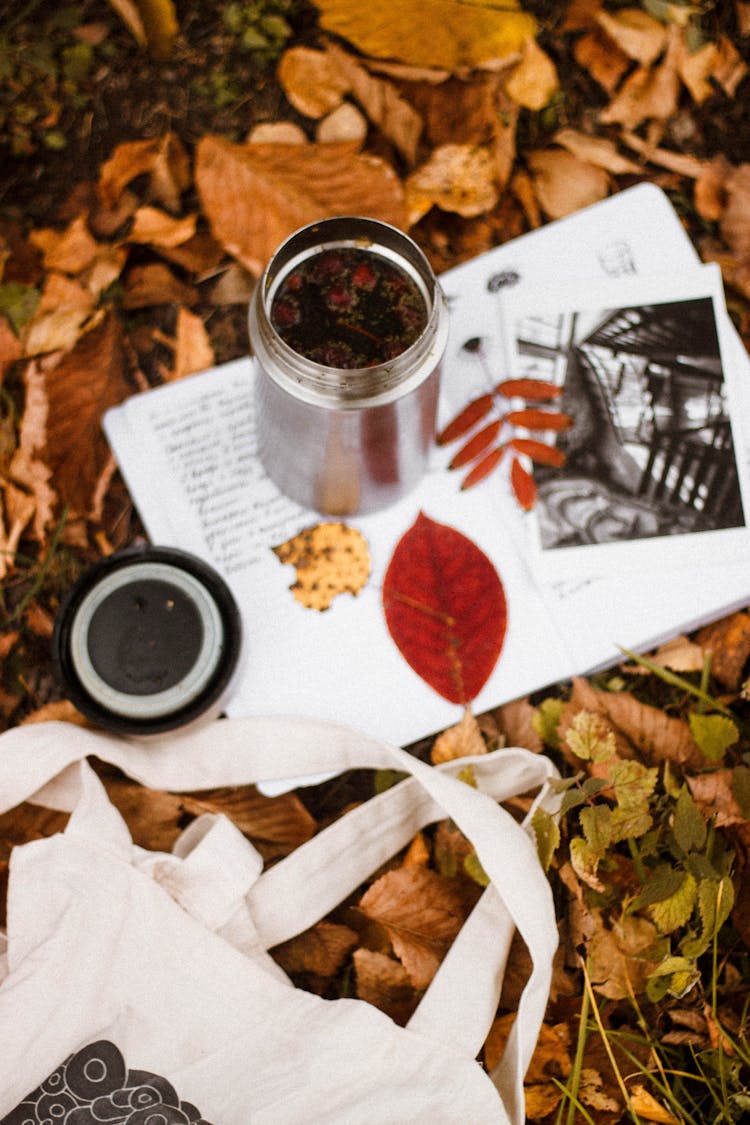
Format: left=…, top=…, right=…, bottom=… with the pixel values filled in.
left=104, top=184, right=750, bottom=787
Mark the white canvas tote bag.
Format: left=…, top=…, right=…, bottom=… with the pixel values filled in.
left=0, top=717, right=558, bottom=1125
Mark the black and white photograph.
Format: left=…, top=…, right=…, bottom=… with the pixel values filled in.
left=503, top=266, right=750, bottom=578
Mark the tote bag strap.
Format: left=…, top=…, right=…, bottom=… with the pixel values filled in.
left=0, top=718, right=557, bottom=1125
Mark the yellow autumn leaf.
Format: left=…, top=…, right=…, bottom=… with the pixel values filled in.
left=505, top=39, right=559, bottom=110
left=313, top=0, right=536, bottom=72
left=405, top=144, right=499, bottom=224
left=272, top=521, right=371, bottom=611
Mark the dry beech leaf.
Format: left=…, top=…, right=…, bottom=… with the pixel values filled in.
left=599, top=25, right=681, bottom=129
left=272, top=921, right=358, bottom=978
left=504, top=39, right=559, bottom=110
left=588, top=911, right=661, bottom=999
left=247, top=121, right=307, bottom=145
left=553, top=127, right=641, bottom=175
left=353, top=948, right=418, bottom=1026
left=23, top=273, right=95, bottom=356
left=29, top=215, right=99, bottom=275
left=526, top=149, right=609, bottom=220
left=579, top=1068, right=620, bottom=1113
left=431, top=706, right=486, bottom=764
left=42, top=310, right=131, bottom=518
left=651, top=634, right=705, bottom=674
left=195, top=135, right=406, bottom=277
left=0, top=483, right=35, bottom=580
left=182, top=786, right=316, bottom=852
left=207, top=263, right=256, bottom=307
left=98, top=133, right=189, bottom=212
left=619, top=131, right=706, bottom=178
left=129, top=206, right=197, bottom=249
left=678, top=39, right=719, bottom=103
left=688, top=769, right=746, bottom=827
left=272, top=522, right=371, bottom=611
left=511, top=167, right=543, bottom=228
left=23, top=599, right=55, bottom=638
left=82, top=245, right=129, bottom=300
left=20, top=699, right=88, bottom=726
left=405, top=144, right=498, bottom=224
left=168, top=307, right=215, bottom=381
left=629, top=1085, right=681, bottom=1125
left=495, top=696, right=544, bottom=753
left=325, top=42, right=423, bottom=164
left=714, top=34, right=748, bottom=96
left=359, top=866, right=473, bottom=990
left=98, top=774, right=187, bottom=852
left=9, top=361, right=56, bottom=539
left=0, top=801, right=70, bottom=862
left=561, top=677, right=704, bottom=770
left=695, top=611, right=750, bottom=692
left=316, top=103, right=368, bottom=146
left=121, top=262, right=198, bottom=309
left=314, top=0, right=536, bottom=72
left=574, top=28, right=631, bottom=94
left=485, top=1013, right=571, bottom=1081
left=277, top=45, right=350, bottom=118
left=596, top=7, right=666, bottom=65
left=720, top=163, right=750, bottom=258
left=694, top=155, right=731, bottom=222
left=403, top=830, right=431, bottom=867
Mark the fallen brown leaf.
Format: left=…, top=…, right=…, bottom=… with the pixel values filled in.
left=596, top=7, right=666, bottom=66
left=121, top=261, right=198, bottom=309
left=42, top=310, right=132, bottom=518
left=714, top=34, right=748, bottom=96
left=504, top=39, right=559, bottom=111
left=353, top=947, right=419, bottom=1025
left=19, top=698, right=88, bottom=725
left=719, top=163, right=750, bottom=258
left=599, top=26, right=681, bottom=130
left=272, top=920, right=358, bottom=977
left=23, top=272, right=95, bottom=357
left=0, top=317, right=22, bottom=381
left=359, top=866, right=473, bottom=989
left=167, top=307, right=215, bottom=381
left=588, top=911, right=661, bottom=998
left=553, top=128, right=641, bottom=175
left=98, top=132, right=190, bottom=212
left=694, top=155, right=732, bottom=221
left=195, top=135, right=406, bottom=276
left=0, top=483, right=35, bottom=580
left=405, top=143, right=499, bottom=224
left=10, top=360, right=57, bottom=539
left=629, top=1083, right=681, bottom=1124
left=688, top=769, right=746, bottom=826
left=182, top=786, right=316, bottom=852
left=431, top=706, right=486, bottom=763
left=277, top=46, right=350, bottom=119
left=247, top=121, right=308, bottom=145
left=650, top=634, right=705, bottom=674
left=29, top=215, right=99, bottom=275
left=695, top=611, right=750, bottom=691
left=129, top=206, right=197, bottom=249
left=316, top=103, right=368, bottom=145
left=574, top=28, right=631, bottom=94
left=526, top=149, right=610, bottom=220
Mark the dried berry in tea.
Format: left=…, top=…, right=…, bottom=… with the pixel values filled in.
left=270, top=247, right=428, bottom=368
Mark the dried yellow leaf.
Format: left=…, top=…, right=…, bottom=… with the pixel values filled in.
left=272, top=521, right=371, bottom=611
left=169, top=307, right=214, bottom=381
left=596, top=7, right=666, bottom=65
left=29, top=215, right=98, bottom=275
left=247, top=121, right=307, bottom=145
left=277, top=46, right=350, bottom=119
left=505, top=40, right=559, bottom=110
left=526, top=149, right=609, bottom=220
left=553, top=128, right=641, bottom=175
left=316, top=103, right=368, bottom=146
left=405, top=144, right=498, bottom=224
left=431, top=707, right=486, bottom=764
left=629, top=1084, right=681, bottom=1124
left=314, top=0, right=536, bottom=72
left=129, top=206, right=197, bottom=249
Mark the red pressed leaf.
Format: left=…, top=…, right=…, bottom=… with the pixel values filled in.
left=511, top=456, right=537, bottom=510
left=496, top=378, right=562, bottom=400
left=382, top=512, right=507, bottom=705
left=460, top=445, right=505, bottom=490
left=504, top=408, right=573, bottom=431
left=449, top=419, right=502, bottom=469
left=436, top=393, right=493, bottom=445
left=510, top=437, right=566, bottom=467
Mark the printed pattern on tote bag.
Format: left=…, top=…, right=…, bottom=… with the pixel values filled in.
left=1, top=1040, right=214, bottom=1125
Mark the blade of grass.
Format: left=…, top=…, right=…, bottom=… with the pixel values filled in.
left=619, top=648, right=750, bottom=737
left=580, top=955, right=642, bottom=1124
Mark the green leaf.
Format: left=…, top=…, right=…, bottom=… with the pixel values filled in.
left=580, top=804, right=612, bottom=855
left=565, top=710, right=616, bottom=763
left=697, top=876, right=735, bottom=940
left=649, top=871, right=697, bottom=934
left=673, top=785, right=707, bottom=853
left=610, top=804, right=653, bottom=842
left=463, top=851, right=490, bottom=887
left=689, top=712, right=739, bottom=762
left=532, top=696, right=563, bottom=749
left=632, top=863, right=685, bottom=910
left=0, top=282, right=39, bottom=334
left=611, top=759, right=658, bottom=812
left=531, top=806, right=560, bottom=872
left=732, top=764, right=750, bottom=819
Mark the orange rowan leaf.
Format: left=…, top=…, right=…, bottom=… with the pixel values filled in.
left=510, top=437, right=566, bottom=467
left=496, top=377, right=562, bottom=400
left=460, top=445, right=505, bottom=490
left=449, top=419, right=502, bottom=468
left=436, top=392, right=493, bottom=445
left=504, top=407, right=573, bottom=431
left=511, top=455, right=537, bottom=510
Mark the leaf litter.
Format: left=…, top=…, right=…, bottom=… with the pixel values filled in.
left=1, top=2, right=750, bottom=1120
